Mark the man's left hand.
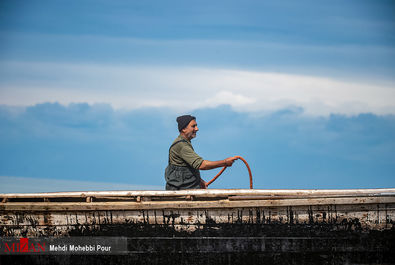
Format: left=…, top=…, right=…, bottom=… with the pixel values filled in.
left=200, top=179, right=207, bottom=189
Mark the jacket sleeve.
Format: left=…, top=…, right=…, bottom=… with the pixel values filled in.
left=179, top=145, right=204, bottom=170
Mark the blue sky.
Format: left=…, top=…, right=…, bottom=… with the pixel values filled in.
left=0, top=0, right=394, bottom=192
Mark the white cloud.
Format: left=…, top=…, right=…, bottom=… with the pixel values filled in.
left=1, top=61, right=395, bottom=116
left=203, top=90, right=255, bottom=107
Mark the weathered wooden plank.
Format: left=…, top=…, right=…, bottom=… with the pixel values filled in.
left=1, top=188, right=394, bottom=199
left=1, top=203, right=394, bottom=237
left=2, top=204, right=393, bottom=226
left=1, top=196, right=395, bottom=211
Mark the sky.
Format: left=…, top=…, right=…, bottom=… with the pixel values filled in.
left=0, top=0, right=394, bottom=192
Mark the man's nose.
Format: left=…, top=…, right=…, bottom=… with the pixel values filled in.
left=195, top=126, right=199, bottom=131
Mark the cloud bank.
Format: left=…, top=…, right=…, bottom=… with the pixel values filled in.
left=1, top=61, right=395, bottom=116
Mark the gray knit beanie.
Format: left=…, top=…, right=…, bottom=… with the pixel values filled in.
left=176, top=115, right=196, bottom=132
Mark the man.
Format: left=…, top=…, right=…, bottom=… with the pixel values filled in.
left=165, top=115, right=239, bottom=190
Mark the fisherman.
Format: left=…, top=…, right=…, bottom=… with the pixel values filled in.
left=165, top=115, right=239, bottom=190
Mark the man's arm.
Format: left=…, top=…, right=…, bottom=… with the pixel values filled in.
left=199, top=156, right=239, bottom=170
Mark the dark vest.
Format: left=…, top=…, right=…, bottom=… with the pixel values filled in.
left=164, top=140, right=201, bottom=190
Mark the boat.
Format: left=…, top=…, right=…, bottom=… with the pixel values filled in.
left=1, top=188, right=394, bottom=264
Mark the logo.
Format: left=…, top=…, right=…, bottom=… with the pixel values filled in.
left=2, top=238, right=46, bottom=253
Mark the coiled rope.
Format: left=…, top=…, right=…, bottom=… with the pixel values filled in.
left=205, top=156, right=253, bottom=189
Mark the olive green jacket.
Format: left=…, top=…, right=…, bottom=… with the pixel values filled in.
left=168, top=135, right=204, bottom=169
left=164, top=135, right=204, bottom=190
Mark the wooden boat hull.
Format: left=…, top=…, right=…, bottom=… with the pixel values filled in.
left=1, top=189, right=394, bottom=264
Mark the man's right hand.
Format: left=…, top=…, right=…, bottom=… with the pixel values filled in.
left=200, top=156, right=239, bottom=170
left=224, top=156, right=239, bottom=167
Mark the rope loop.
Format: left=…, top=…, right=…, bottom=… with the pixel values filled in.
left=205, top=156, right=253, bottom=189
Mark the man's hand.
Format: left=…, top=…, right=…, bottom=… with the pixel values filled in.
left=201, top=157, right=239, bottom=188
left=224, top=156, right=239, bottom=167
left=200, top=179, right=207, bottom=189
left=199, top=156, right=239, bottom=170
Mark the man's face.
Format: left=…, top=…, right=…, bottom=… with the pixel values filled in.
left=182, top=119, right=199, bottom=140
